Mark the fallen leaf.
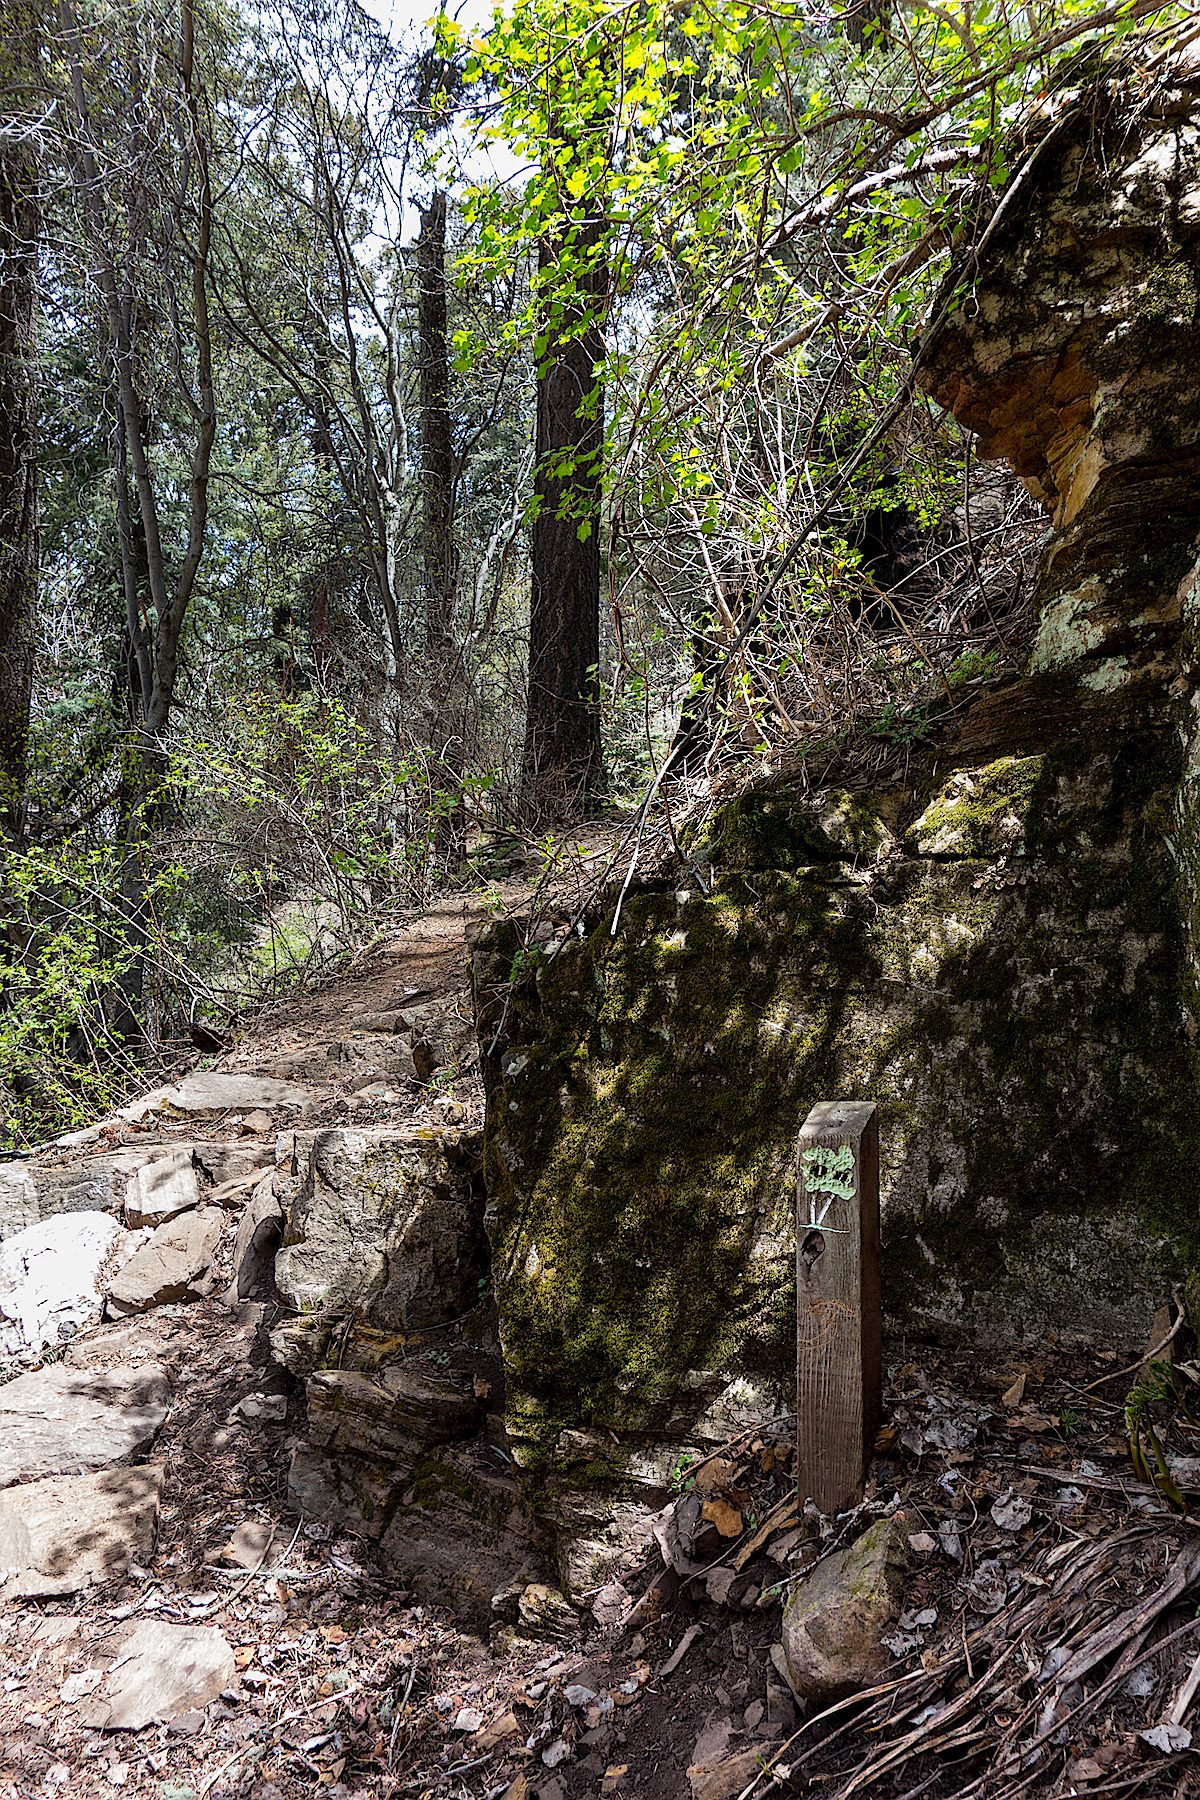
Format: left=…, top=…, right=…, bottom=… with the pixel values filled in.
left=1140, top=1723, right=1192, bottom=1753
left=233, top=1647, right=257, bottom=1671
left=601, top=1765, right=629, bottom=1796
left=734, top=1496, right=799, bottom=1570
left=701, top=1498, right=743, bottom=1539
left=694, top=1458, right=736, bottom=1496
left=991, top=1491, right=1034, bottom=1532
left=478, top=1709, right=520, bottom=1748
left=320, top=1625, right=346, bottom=1645
left=503, top=1778, right=530, bottom=1800
left=1001, top=1373, right=1026, bottom=1409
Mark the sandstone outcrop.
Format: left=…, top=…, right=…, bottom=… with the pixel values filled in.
left=472, top=61, right=1200, bottom=1586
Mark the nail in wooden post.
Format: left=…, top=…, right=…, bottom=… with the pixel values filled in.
left=795, top=1100, right=881, bottom=1515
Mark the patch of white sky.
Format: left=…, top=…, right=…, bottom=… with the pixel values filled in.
left=358, top=0, right=527, bottom=246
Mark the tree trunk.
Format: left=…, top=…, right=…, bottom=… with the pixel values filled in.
left=0, top=2, right=38, bottom=843
left=521, top=220, right=606, bottom=823
left=418, top=191, right=455, bottom=660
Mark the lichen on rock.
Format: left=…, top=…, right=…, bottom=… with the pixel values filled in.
left=472, top=63, right=1200, bottom=1590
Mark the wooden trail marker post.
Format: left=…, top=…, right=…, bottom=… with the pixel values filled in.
left=795, top=1101, right=881, bottom=1514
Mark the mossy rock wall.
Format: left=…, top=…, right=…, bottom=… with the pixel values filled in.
left=475, top=720, right=1200, bottom=1542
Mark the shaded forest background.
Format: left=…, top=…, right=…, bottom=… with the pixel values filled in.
left=0, top=0, right=1189, bottom=1142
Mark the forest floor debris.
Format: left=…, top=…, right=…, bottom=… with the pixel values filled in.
left=4, top=861, right=1200, bottom=1796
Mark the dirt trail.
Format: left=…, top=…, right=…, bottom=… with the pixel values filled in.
left=4, top=850, right=1200, bottom=1800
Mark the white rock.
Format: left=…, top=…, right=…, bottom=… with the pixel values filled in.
left=0, top=1212, right=123, bottom=1357
left=124, top=1149, right=201, bottom=1229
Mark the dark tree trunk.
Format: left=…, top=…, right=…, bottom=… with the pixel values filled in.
left=418, top=191, right=454, bottom=658
left=0, top=4, right=38, bottom=842
left=521, top=221, right=606, bottom=822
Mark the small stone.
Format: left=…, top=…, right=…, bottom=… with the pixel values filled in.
left=232, top=1392, right=288, bottom=1423
left=907, top=1532, right=937, bottom=1555
left=167, top=1710, right=205, bottom=1736
left=453, top=1707, right=483, bottom=1733
left=217, top=1521, right=278, bottom=1571
left=688, top=1748, right=771, bottom=1800
left=705, top=1566, right=736, bottom=1606
left=541, top=1738, right=572, bottom=1768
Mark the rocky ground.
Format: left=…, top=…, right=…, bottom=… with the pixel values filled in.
left=3, top=853, right=1200, bottom=1800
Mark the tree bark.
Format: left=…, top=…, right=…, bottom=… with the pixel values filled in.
left=418, top=190, right=455, bottom=658
left=0, top=2, right=39, bottom=842
left=521, top=219, right=606, bottom=822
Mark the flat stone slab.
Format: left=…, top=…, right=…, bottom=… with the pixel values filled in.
left=0, top=1157, right=126, bottom=1242
left=124, top=1148, right=201, bottom=1229
left=0, top=1463, right=164, bottom=1600
left=0, top=1212, right=123, bottom=1357
left=0, top=1362, right=171, bottom=1487
left=105, top=1207, right=224, bottom=1314
left=80, top=1620, right=237, bottom=1730
left=121, top=1072, right=314, bottom=1122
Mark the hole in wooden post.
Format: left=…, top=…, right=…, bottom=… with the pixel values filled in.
left=800, top=1228, right=825, bottom=1276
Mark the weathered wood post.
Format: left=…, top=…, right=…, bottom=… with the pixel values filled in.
left=796, top=1101, right=881, bottom=1514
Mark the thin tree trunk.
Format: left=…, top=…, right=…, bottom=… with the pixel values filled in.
left=521, top=217, right=607, bottom=822
left=418, top=190, right=454, bottom=658
left=0, top=1, right=39, bottom=843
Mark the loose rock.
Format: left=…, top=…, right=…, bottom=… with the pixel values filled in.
left=80, top=1620, right=237, bottom=1730
left=780, top=1515, right=909, bottom=1703
left=0, top=1463, right=164, bottom=1599
left=0, top=1361, right=171, bottom=1486
left=123, top=1149, right=201, bottom=1229
left=105, top=1207, right=224, bottom=1313
left=224, top=1173, right=283, bottom=1305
